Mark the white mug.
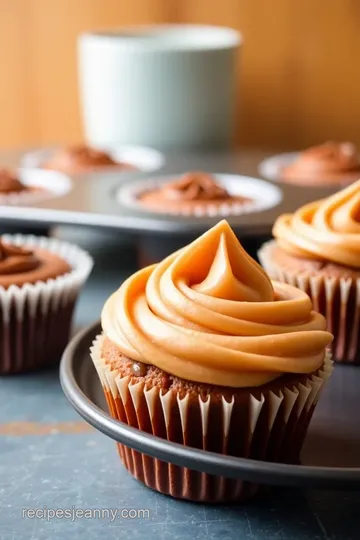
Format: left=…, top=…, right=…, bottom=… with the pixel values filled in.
left=78, top=25, right=241, bottom=150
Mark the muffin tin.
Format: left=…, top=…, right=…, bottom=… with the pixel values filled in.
left=60, top=321, right=360, bottom=491
left=0, top=149, right=337, bottom=235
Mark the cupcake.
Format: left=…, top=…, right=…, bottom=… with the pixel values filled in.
left=0, top=169, right=27, bottom=195
left=281, top=141, right=360, bottom=186
left=134, top=171, right=252, bottom=216
left=259, top=179, right=360, bottom=364
left=42, top=144, right=135, bottom=175
left=0, top=168, right=44, bottom=204
left=0, top=234, right=93, bottom=374
left=91, top=220, right=333, bottom=502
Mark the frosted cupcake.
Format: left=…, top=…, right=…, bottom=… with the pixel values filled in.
left=259, top=180, right=360, bottom=364
left=42, top=145, right=135, bottom=175
left=0, top=234, right=93, bottom=374
left=91, top=220, right=333, bottom=502
left=136, top=171, right=252, bottom=215
left=0, top=168, right=44, bottom=204
left=281, top=142, right=360, bottom=186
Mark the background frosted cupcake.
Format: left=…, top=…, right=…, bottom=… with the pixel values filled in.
left=0, top=234, right=93, bottom=374
left=91, top=220, right=332, bottom=502
left=42, top=144, right=136, bottom=175
left=258, top=180, right=360, bottom=364
left=0, top=168, right=44, bottom=205
left=281, top=141, right=360, bottom=186
left=117, top=171, right=283, bottom=218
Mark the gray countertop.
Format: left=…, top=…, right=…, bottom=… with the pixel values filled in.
left=0, top=227, right=360, bottom=540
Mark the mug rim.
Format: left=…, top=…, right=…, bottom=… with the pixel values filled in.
left=79, top=24, right=242, bottom=51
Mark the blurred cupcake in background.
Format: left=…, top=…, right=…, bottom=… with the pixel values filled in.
left=0, top=167, right=72, bottom=207
left=117, top=171, right=282, bottom=218
left=0, top=234, right=93, bottom=374
left=0, top=168, right=44, bottom=204
left=137, top=171, right=252, bottom=215
left=91, top=220, right=332, bottom=502
left=258, top=179, right=360, bottom=364
left=42, top=144, right=136, bottom=175
left=281, top=141, right=360, bottom=186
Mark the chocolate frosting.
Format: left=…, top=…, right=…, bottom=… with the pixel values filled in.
left=0, top=242, right=40, bottom=275
left=0, top=169, right=26, bottom=194
left=0, top=241, right=71, bottom=289
left=282, top=142, right=360, bottom=184
left=43, top=145, right=132, bottom=174
left=161, top=172, right=229, bottom=201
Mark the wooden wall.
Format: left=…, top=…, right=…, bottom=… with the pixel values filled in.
left=1, top=0, right=360, bottom=150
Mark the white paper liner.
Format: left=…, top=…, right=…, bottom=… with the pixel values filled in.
left=90, top=334, right=332, bottom=501
left=258, top=152, right=302, bottom=182
left=0, top=168, right=72, bottom=207
left=116, top=174, right=283, bottom=217
left=0, top=234, right=93, bottom=373
left=21, top=146, right=164, bottom=174
left=258, top=240, right=360, bottom=363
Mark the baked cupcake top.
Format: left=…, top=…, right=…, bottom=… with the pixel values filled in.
left=0, top=169, right=27, bottom=195
left=273, top=179, right=360, bottom=268
left=102, top=220, right=332, bottom=387
left=281, top=142, right=360, bottom=185
left=137, top=172, right=251, bottom=214
left=43, top=145, right=134, bottom=174
left=0, top=241, right=71, bottom=289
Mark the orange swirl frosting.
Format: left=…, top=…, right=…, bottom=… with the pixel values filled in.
left=0, top=242, right=40, bottom=275
left=273, top=179, right=360, bottom=268
left=102, top=221, right=332, bottom=387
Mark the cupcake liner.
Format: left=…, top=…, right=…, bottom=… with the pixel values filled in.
left=0, top=168, right=72, bottom=207
left=116, top=174, right=283, bottom=217
left=0, top=234, right=93, bottom=374
left=258, top=240, right=360, bottom=364
left=91, top=334, right=332, bottom=502
left=258, top=152, right=299, bottom=182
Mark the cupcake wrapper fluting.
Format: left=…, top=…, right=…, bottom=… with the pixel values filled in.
left=258, top=240, right=360, bottom=364
left=91, top=335, right=333, bottom=502
left=0, top=234, right=93, bottom=374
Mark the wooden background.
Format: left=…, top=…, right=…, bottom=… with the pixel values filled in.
left=1, top=0, right=360, bottom=150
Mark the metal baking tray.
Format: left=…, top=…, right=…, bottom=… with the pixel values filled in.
left=60, top=321, right=360, bottom=491
left=0, top=149, right=337, bottom=237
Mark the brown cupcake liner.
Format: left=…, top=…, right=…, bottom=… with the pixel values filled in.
left=90, top=335, right=332, bottom=502
left=0, top=234, right=93, bottom=374
left=258, top=240, right=360, bottom=364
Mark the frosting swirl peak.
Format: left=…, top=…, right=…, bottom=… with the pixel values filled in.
left=273, top=179, right=360, bottom=268
left=0, top=242, right=40, bottom=275
left=102, top=221, right=332, bottom=387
